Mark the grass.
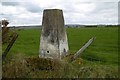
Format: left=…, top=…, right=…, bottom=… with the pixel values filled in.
left=3, top=29, right=41, bottom=56
left=2, top=27, right=119, bottom=78
left=67, top=27, right=118, bottom=65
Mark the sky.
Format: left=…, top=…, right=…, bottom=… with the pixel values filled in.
left=0, top=0, right=119, bottom=26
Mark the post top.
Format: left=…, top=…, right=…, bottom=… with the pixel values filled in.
left=44, top=9, right=62, bottom=11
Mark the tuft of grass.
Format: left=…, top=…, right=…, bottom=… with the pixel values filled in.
left=2, top=55, right=118, bottom=78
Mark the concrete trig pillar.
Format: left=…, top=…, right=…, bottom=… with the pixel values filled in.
left=39, top=9, right=69, bottom=59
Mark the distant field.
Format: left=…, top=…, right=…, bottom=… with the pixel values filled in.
left=2, top=27, right=119, bottom=78
left=3, top=27, right=118, bottom=65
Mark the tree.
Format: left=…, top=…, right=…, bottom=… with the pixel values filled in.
left=1, top=20, right=9, bottom=27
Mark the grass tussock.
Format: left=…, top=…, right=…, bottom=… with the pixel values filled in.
left=25, top=57, right=63, bottom=70
left=2, top=55, right=119, bottom=78
left=3, top=56, right=65, bottom=78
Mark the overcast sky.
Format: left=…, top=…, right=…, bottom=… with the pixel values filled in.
left=0, top=0, right=119, bottom=26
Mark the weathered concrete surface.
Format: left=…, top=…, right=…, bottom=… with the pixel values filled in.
left=39, top=9, right=69, bottom=59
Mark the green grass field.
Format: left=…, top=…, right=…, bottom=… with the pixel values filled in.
left=2, top=27, right=119, bottom=78
left=4, top=27, right=118, bottom=64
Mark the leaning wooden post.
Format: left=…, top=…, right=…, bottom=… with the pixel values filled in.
left=71, top=37, right=96, bottom=61
left=2, top=33, right=18, bottom=61
left=39, top=9, right=69, bottom=59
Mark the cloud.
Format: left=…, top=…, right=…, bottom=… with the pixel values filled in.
left=2, top=2, right=19, bottom=6
left=93, top=2, right=117, bottom=13
left=0, top=0, right=118, bottom=26
left=21, top=2, right=42, bottom=13
left=1, top=1, right=42, bottom=13
left=63, top=2, right=117, bottom=24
